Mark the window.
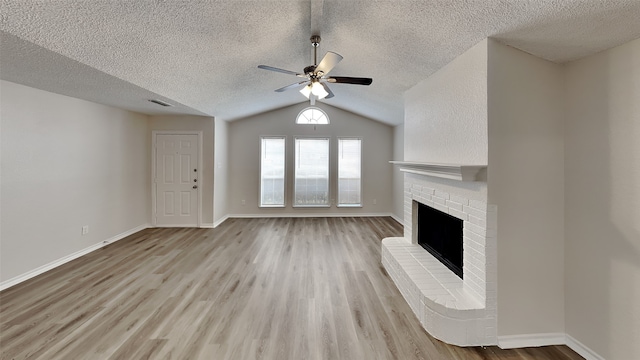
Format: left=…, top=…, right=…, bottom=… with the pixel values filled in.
left=294, top=138, right=329, bottom=206
left=260, top=137, right=286, bottom=207
left=338, top=138, right=362, bottom=206
left=296, top=107, right=329, bottom=124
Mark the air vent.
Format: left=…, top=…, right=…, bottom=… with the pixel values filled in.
left=148, top=99, right=173, bottom=107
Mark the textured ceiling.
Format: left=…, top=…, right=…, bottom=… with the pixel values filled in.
left=1, top=1, right=639, bottom=125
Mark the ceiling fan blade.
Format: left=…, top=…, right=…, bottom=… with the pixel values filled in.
left=258, top=65, right=305, bottom=77
left=321, top=82, right=334, bottom=99
left=275, top=81, right=309, bottom=92
left=326, top=76, right=373, bottom=86
left=315, top=51, right=343, bottom=75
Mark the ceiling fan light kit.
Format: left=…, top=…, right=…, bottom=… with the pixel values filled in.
left=258, top=35, right=373, bottom=104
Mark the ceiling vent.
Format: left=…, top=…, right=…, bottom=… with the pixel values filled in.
left=148, top=99, right=173, bottom=107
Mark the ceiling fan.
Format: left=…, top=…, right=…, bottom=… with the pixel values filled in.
left=258, top=35, right=373, bottom=105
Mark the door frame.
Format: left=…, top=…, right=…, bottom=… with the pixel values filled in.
left=151, top=130, right=204, bottom=227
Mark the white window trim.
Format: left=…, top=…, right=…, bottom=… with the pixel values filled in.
left=337, top=137, right=363, bottom=208
left=296, top=107, right=330, bottom=125
left=259, top=135, right=287, bottom=208
left=293, top=136, right=331, bottom=208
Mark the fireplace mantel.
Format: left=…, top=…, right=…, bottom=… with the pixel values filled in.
left=390, top=161, right=486, bottom=181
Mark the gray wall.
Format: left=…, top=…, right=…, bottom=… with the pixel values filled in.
left=227, top=103, right=394, bottom=216
left=1, top=80, right=150, bottom=284
left=564, top=37, right=640, bottom=360
left=214, top=119, right=229, bottom=226
left=392, top=124, right=404, bottom=222
left=487, top=40, right=566, bottom=338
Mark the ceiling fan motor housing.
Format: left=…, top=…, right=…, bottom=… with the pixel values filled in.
left=304, top=65, right=318, bottom=76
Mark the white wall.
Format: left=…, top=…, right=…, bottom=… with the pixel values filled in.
left=214, top=119, right=229, bottom=226
left=564, top=37, right=640, bottom=360
left=227, top=103, right=394, bottom=216
left=149, top=115, right=215, bottom=226
left=487, top=40, right=566, bottom=338
left=404, top=39, right=488, bottom=165
left=392, top=124, right=404, bottom=222
left=1, top=80, right=150, bottom=284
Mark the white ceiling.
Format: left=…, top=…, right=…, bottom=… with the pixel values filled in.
left=1, top=1, right=639, bottom=126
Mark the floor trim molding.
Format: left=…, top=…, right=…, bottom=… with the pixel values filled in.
left=213, top=215, right=230, bottom=228
left=228, top=212, right=395, bottom=219
left=566, top=334, right=605, bottom=360
left=498, top=332, right=604, bottom=360
left=498, top=333, right=565, bottom=349
left=390, top=213, right=403, bottom=225
left=0, top=223, right=150, bottom=291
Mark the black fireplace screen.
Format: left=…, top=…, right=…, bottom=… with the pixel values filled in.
left=417, top=201, right=463, bottom=279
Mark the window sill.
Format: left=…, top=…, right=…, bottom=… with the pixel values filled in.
left=337, top=204, right=362, bottom=208
left=259, top=205, right=286, bottom=208
left=293, top=205, right=331, bottom=208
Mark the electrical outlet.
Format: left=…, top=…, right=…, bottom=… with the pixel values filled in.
left=373, top=199, right=377, bottom=205
left=81, top=225, right=89, bottom=235
left=241, top=200, right=246, bottom=205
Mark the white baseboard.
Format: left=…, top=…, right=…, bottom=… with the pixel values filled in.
left=390, top=213, right=404, bottom=225
left=0, top=223, right=150, bottom=291
left=566, top=334, right=605, bottom=360
left=498, top=333, right=566, bottom=349
left=200, top=223, right=215, bottom=228
left=498, top=332, right=604, bottom=360
left=213, top=215, right=230, bottom=228
left=227, top=212, right=395, bottom=219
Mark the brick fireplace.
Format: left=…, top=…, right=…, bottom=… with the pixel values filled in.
left=383, top=163, right=497, bottom=346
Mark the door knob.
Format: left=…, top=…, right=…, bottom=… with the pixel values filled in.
left=193, top=185, right=198, bottom=189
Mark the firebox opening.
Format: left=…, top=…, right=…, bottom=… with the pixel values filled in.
left=416, top=201, right=463, bottom=279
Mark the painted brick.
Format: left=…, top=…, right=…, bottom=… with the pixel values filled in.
left=432, top=196, right=447, bottom=205
left=468, top=199, right=487, bottom=211
left=421, top=186, right=435, bottom=195
left=464, top=233, right=485, bottom=247
left=468, top=215, right=486, bottom=228
left=448, top=208, right=467, bottom=221
left=449, top=194, right=469, bottom=205
left=446, top=199, right=463, bottom=212
left=432, top=202, right=448, bottom=214
left=434, top=189, right=450, bottom=200
left=462, top=204, right=486, bottom=219
left=464, top=222, right=486, bottom=236
left=395, top=175, right=497, bottom=346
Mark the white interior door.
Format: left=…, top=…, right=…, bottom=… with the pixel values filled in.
left=155, top=134, right=199, bottom=226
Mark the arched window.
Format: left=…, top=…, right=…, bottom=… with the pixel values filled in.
left=296, top=107, right=329, bottom=124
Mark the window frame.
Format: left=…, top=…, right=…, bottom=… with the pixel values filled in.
left=293, top=136, right=331, bottom=208
left=259, top=135, right=287, bottom=208
left=296, top=107, right=330, bottom=125
left=336, top=137, right=363, bottom=208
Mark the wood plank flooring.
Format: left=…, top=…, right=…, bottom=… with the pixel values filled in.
left=1, top=217, right=583, bottom=360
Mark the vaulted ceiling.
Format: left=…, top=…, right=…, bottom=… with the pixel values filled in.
left=2, top=1, right=639, bottom=125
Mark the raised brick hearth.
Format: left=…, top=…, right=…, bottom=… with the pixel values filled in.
left=382, top=172, right=497, bottom=346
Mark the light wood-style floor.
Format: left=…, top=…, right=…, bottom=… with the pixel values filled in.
left=1, top=217, right=583, bottom=360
